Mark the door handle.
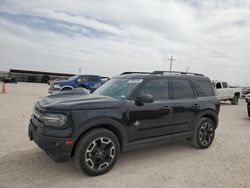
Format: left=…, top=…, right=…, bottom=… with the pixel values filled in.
left=192, top=104, right=200, bottom=108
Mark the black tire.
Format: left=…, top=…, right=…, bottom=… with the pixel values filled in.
left=74, top=128, right=120, bottom=176
left=248, top=110, right=250, bottom=118
left=192, top=118, right=215, bottom=149
left=231, top=95, right=239, bottom=105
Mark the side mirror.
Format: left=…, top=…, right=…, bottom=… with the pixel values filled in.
left=135, top=94, right=154, bottom=106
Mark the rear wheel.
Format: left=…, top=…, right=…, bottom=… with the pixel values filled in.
left=192, top=118, right=215, bottom=149
left=74, top=128, right=120, bottom=176
left=231, top=95, right=239, bottom=105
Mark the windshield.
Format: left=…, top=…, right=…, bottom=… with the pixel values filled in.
left=67, top=75, right=79, bottom=81
left=93, top=78, right=143, bottom=100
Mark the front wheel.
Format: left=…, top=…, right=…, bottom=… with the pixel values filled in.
left=192, top=118, right=215, bottom=149
left=74, top=128, right=120, bottom=176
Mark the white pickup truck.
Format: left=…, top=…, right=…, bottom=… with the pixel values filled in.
left=212, top=81, right=242, bottom=105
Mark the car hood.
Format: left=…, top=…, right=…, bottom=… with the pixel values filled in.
left=38, top=91, right=124, bottom=111
left=52, top=80, right=71, bottom=85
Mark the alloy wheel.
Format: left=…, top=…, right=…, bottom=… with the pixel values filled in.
left=199, top=122, right=214, bottom=146
left=85, top=137, right=115, bottom=170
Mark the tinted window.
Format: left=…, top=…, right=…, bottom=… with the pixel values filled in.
left=172, top=79, right=194, bottom=99
left=139, top=79, right=169, bottom=100
left=197, top=81, right=215, bottom=96
left=87, top=76, right=99, bottom=82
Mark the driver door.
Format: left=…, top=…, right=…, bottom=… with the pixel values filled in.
left=128, top=79, right=174, bottom=140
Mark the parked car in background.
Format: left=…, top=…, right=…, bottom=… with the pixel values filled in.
left=49, top=74, right=103, bottom=93
left=242, top=87, right=250, bottom=98
left=0, top=76, right=17, bottom=83
left=248, top=101, right=250, bottom=117
left=29, top=71, right=220, bottom=176
left=212, top=81, right=242, bottom=105
left=245, top=94, right=250, bottom=102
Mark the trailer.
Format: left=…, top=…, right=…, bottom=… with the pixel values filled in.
left=8, top=69, right=75, bottom=83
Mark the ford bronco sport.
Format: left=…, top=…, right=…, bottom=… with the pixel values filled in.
left=28, top=71, right=220, bottom=176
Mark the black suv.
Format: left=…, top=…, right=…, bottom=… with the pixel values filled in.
left=28, top=71, right=220, bottom=176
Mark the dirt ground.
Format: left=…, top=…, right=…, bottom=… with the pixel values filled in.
left=0, top=82, right=250, bottom=188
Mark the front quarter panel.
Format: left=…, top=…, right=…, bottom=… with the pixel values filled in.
left=70, top=106, right=130, bottom=149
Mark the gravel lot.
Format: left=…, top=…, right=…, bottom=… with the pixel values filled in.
left=0, top=82, right=250, bottom=188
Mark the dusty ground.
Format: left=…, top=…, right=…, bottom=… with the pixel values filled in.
left=0, top=82, right=250, bottom=188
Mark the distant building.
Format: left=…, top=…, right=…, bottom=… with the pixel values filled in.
left=2, top=69, right=75, bottom=83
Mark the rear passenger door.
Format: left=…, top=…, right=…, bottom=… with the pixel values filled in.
left=171, top=78, right=200, bottom=132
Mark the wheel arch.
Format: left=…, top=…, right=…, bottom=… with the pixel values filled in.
left=60, top=85, right=74, bottom=91
left=234, top=92, right=240, bottom=97
left=71, top=119, right=129, bottom=157
left=200, top=110, right=219, bottom=129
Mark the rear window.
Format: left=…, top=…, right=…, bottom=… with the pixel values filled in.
left=172, top=79, right=194, bottom=99
left=196, top=81, right=215, bottom=96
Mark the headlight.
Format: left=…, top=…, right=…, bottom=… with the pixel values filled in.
left=43, top=113, right=67, bottom=127
left=53, top=84, right=61, bottom=89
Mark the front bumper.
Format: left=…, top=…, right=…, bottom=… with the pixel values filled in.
left=48, top=88, right=60, bottom=94
left=28, top=122, right=76, bottom=159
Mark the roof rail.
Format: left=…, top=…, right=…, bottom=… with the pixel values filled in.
left=120, top=72, right=151, bottom=75
left=152, top=71, right=204, bottom=76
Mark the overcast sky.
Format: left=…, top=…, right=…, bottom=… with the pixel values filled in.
left=0, top=0, right=250, bottom=85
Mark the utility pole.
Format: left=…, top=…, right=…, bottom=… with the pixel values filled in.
left=168, top=56, right=175, bottom=72
left=78, top=66, right=82, bottom=75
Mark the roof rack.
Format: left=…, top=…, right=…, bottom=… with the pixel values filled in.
left=120, top=72, right=151, bottom=75
left=152, top=71, right=204, bottom=76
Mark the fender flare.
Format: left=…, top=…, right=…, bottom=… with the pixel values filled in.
left=197, top=109, right=219, bottom=128
left=60, top=85, right=74, bottom=91
left=74, top=118, right=129, bottom=151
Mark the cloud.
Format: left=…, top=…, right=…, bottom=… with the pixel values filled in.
left=0, top=0, right=250, bottom=85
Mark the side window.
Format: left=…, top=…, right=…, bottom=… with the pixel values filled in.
left=78, top=76, right=86, bottom=82
left=197, top=81, right=215, bottom=96
left=172, top=79, right=194, bottom=99
left=87, top=76, right=99, bottom=82
left=222, top=82, right=228, bottom=88
left=216, top=83, right=222, bottom=89
left=139, top=79, right=169, bottom=100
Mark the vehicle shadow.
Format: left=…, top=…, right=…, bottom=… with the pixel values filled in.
left=0, top=149, right=83, bottom=187
left=0, top=141, right=193, bottom=187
